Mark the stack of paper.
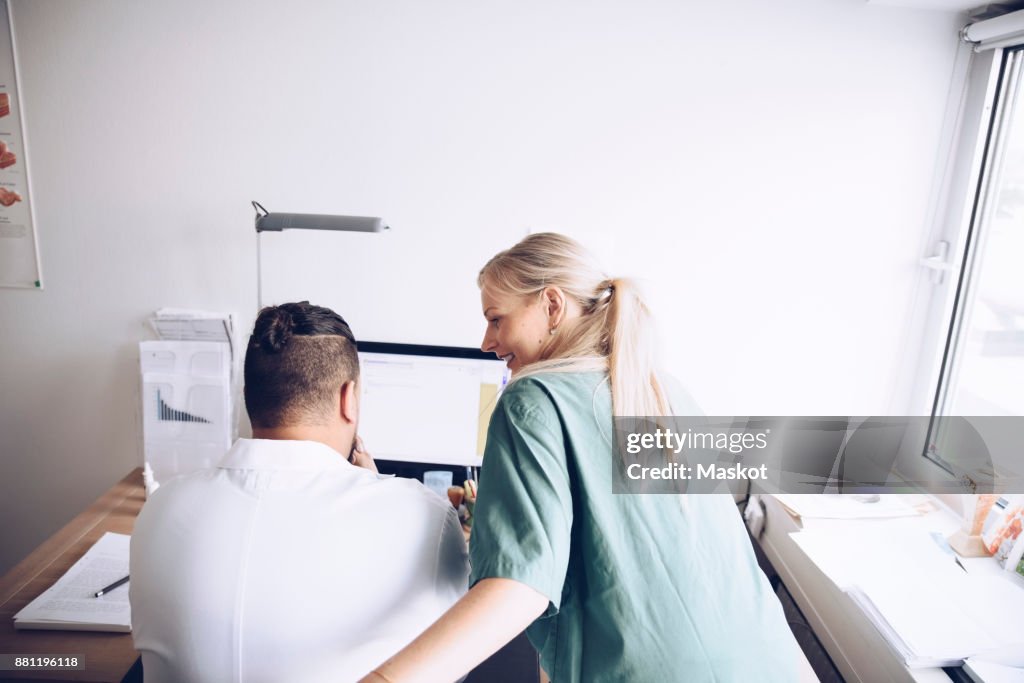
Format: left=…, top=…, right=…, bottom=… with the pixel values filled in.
left=149, top=308, right=235, bottom=350
left=791, top=525, right=1024, bottom=668
left=13, top=533, right=131, bottom=632
left=846, top=570, right=1020, bottom=667
left=774, top=493, right=919, bottom=520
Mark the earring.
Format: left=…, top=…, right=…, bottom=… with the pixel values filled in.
left=549, top=328, right=557, bottom=335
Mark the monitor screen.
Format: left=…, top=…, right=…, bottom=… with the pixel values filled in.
left=355, top=341, right=510, bottom=467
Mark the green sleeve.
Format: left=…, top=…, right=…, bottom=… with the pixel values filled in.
left=469, top=380, right=573, bottom=614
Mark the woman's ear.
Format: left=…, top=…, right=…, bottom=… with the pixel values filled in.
left=339, top=380, right=359, bottom=424
left=542, top=286, right=566, bottom=326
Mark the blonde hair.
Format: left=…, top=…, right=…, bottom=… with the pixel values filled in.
left=478, top=232, right=670, bottom=417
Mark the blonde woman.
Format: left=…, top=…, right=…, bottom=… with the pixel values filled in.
left=361, top=234, right=799, bottom=683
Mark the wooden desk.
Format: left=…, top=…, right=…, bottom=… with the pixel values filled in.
left=0, top=469, right=144, bottom=682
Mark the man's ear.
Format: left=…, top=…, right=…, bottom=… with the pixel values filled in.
left=339, top=380, right=359, bottom=424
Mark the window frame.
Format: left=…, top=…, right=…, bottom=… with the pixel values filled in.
left=893, top=44, right=1007, bottom=504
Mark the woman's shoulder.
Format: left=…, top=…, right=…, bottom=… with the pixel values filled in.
left=497, top=370, right=606, bottom=424
left=502, top=370, right=606, bottom=400
left=502, top=370, right=701, bottom=413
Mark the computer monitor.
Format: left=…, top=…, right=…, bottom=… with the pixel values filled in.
left=355, top=341, right=509, bottom=470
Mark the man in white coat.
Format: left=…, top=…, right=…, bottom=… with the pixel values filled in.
left=131, top=301, right=468, bottom=682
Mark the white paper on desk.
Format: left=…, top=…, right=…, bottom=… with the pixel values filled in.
left=849, top=570, right=993, bottom=667
left=774, top=493, right=919, bottom=519
left=851, top=571, right=1024, bottom=668
left=964, top=658, right=1024, bottom=683
left=14, top=532, right=131, bottom=632
left=792, top=525, right=1024, bottom=668
left=959, top=574, right=1024, bottom=659
left=790, top=521, right=957, bottom=590
left=790, top=531, right=861, bottom=591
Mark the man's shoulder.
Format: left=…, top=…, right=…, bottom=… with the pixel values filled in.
left=362, top=475, right=455, bottom=518
left=141, top=464, right=455, bottom=531
left=145, top=467, right=221, bottom=501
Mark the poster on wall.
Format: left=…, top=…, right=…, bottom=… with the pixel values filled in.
left=0, top=0, right=40, bottom=289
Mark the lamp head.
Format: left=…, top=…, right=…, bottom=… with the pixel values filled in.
left=252, top=200, right=390, bottom=234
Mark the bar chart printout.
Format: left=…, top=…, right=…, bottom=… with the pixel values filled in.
left=140, top=341, right=231, bottom=482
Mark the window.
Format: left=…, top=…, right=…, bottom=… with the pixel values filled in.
left=924, top=45, right=1024, bottom=491
left=935, top=48, right=1024, bottom=419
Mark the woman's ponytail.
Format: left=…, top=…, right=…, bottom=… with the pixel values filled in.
left=605, top=278, right=669, bottom=418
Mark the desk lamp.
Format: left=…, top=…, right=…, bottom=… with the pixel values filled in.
left=252, top=200, right=390, bottom=309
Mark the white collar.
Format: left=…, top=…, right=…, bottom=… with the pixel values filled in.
left=217, top=438, right=352, bottom=472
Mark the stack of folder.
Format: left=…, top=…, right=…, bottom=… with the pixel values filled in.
left=790, top=520, right=1024, bottom=670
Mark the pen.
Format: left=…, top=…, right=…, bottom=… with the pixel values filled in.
left=94, top=575, right=129, bottom=598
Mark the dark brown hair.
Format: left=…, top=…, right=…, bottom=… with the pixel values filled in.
left=243, top=302, right=359, bottom=428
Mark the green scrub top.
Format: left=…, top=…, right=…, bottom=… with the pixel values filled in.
left=469, top=371, right=799, bottom=683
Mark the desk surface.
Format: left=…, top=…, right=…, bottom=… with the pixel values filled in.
left=0, top=469, right=143, bottom=682
left=759, top=493, right=958, bottom=683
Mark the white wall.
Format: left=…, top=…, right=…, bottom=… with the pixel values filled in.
left=0, top=0, right=963, bottom=573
